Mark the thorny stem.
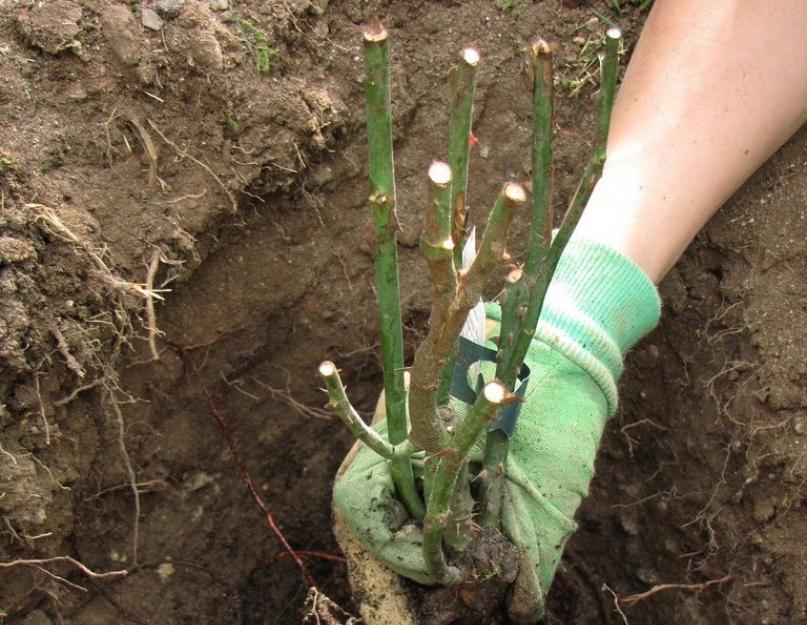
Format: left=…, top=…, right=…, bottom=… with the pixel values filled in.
left=440, top=47, right=479, bottom=408
left=363, top=20, right=422, bottom=517
left=482, top=40, right=554, bottom=526
left=421, top=161, right=457, bottom=329
left=408, top=182, right=526, bottom=453
left=422, top=161, right=458, bottom=408
left=481, top=28, right=622, bottom=527
left=496, top=39, right=555, bottom=386
left=443, top=456, right=474, bottom=552
left=437, top=47, right=479, bottom=406
left=524, top=39, right=556, bottom=281
left=447, top=47, right=480, bottom=263
left=422, top=382, right=506, bottom=583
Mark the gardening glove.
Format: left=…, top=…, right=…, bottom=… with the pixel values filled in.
left=333, top=237, right=661, bottom=621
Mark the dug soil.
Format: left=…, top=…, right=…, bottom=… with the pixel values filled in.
left=1, top=1, right=805, bottom=624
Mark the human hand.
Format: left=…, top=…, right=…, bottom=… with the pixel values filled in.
left=333, top=238, right=661, bottom=623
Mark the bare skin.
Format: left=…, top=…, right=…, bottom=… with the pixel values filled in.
left=574, top=0, right=807, bottom=283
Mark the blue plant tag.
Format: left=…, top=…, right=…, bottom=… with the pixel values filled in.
left=449, top=336, right=530, bottom=439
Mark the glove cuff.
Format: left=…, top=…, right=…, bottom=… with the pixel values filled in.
left=488, top=237, right=661, bottom=415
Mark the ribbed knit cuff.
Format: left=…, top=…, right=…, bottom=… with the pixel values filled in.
left=486, top=237, right=661, bottom=415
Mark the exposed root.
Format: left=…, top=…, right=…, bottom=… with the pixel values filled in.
left=620, top=574, right=733, bottom=606
left=0, top=556, right=127, bottom=591
left=0, top=443, right=18, bottom=465
left=600, top=575, right=733, bottom=625
left=51, top=326, right=86, bottom=379
left=619, top=418, right=668, bottom=458
left=183, top=350, right=313, bottom=586
left=32, top=374, right=50, bottom=445
left=267, top=549, right=346, bottom=566
left=30, top=204, right=167, bottom=302
left=144, top=248, right=163, bottom=362
left=27, top=451, right=70, bottom=491
left=126, top=116, right=159, bottom=187
left=53, top=378, right=105, bottom=407
left=146, top=119, right=238, bottom=213
left=106, top=392, right=141, bottom=568
left=302, top=587, right=360, bottom=625
left=602, top=584, right=630, bottom=625
left=250, top=375, right=333, bottom=420
left=83, top=479, right=167, bottom=502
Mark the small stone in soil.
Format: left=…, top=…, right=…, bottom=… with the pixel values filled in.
left=141, top=9, right=164, bottom=31
left=155, top=0, right=186, bottom=20
left=209, top=0, right=229, bottom=10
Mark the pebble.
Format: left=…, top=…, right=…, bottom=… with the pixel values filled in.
left=155, top=0, right=186, bottom=20
left=141, top=8, right=164, bottom=31
left=65, top=83, right=88, bottom=101
left=635, top=567, right=659, bottom=585
left=208, top=0, right=229, bottom=10
left=101, top=5, right=141, bottom=66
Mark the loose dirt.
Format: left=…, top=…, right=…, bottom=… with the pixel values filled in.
left=1, top=1, right=805, bottom=624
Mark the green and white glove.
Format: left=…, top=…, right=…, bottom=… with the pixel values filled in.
left=333, top=237, right=661, bottom=622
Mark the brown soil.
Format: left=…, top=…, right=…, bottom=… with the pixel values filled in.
left=1, top=1, right=805, bottom=624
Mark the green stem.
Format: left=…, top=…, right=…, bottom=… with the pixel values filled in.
left=496, top=39, right=555, bottom=389
left=447, top=47, right=480, bottom=264
left=423, top=382, right=506, bottom=583
left=443, top=457, right=474, bottom=552
left=482, top=41, right=554, bottom=526
left=363, top=21, right=423, bottom=519
left=408, top=183, right=525, bottom=453
left=319, top=361, right=395, bottom=459
left=438, top=47, right=480, bottom=407
left=421, top=161, right=457, bottom=329
left=597, top=28, right=621, bottom=150
left=478, top=428, right=508, bottom=527
left=502, top=26, right=621, bottom=386
left=319, top=361, right=424, bottom=519
left=525, top=39, right=555, bottom=277
left=423, top=161, right=459, bottom=409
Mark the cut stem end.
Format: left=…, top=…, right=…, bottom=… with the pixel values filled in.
left=363, top=19, right=388, bottom=43
left=428, top=160, right=453, bottom=187
left=318, top=361, right=337, bottom=377
left=502, top=182, right=527, bottom=205
left=483, top=382, right=506, bottom=404
left=461, top=47, right=480, bottom=66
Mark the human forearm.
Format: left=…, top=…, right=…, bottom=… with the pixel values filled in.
left=574, top=0, right=807, bottom=282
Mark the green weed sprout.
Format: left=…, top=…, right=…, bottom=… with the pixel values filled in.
left=319, top=21, right=621, bottom=584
